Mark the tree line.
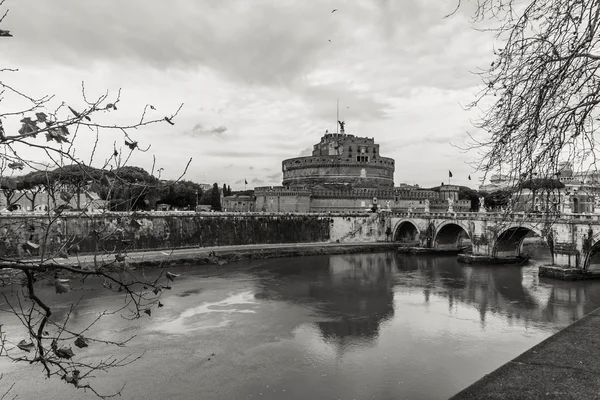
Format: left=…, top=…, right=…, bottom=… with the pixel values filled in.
left=0, top=164, right=234, bottom=212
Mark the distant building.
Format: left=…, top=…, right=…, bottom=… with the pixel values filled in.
left=479, top=174, right=512, bottom=192
left=480, top=163, right=600, bottom=214
left=223, top=128, right=471, bottom=213
left=222, top=194, right=255, bottom=212
left=1, top=187, right=106, bottom=212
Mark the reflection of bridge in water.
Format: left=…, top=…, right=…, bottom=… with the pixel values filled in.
left=397, top=255, right=600, bottom=327
left=254, top=252, right=600, bottom=347
left=387, top=211, right=600, bottom=270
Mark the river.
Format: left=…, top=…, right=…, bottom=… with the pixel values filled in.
left=3, top=248, right=600, bottom=399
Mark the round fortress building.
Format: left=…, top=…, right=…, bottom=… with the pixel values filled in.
left=222, top=123, right=466, bottom=213
left=282, top=132, right=395, bottom=189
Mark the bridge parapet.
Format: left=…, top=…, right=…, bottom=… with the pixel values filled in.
left=391, top=211, right=600, bottom=225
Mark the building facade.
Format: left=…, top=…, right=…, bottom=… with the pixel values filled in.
left=282, top=133, right=395, bottom=189
left=479, top=162, right=600, bottom=214
left=223, top=127, right=469, bottom=213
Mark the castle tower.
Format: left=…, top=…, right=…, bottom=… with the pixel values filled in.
left=281, top=130, right=395, bottom=189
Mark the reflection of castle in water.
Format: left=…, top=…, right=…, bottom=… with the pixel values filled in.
left=314, top=254, right=395, bottom=343
left=255, top=252, right=600, bottom=346
left=254, top=253, right=397, bottom=346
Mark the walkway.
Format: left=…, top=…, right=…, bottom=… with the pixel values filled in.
left=55, top=241, right=398, bottom=267
left=451, top=307, right=600, bottom=399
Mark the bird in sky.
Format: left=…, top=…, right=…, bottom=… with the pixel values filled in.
left=328, top=39, right=332, bottom=42
left=332, top=9, right=338, bottom=13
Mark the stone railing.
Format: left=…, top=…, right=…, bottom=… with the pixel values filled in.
left=390, top=210, right=600, bottom=224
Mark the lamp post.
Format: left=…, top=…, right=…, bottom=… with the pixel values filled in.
left=195, top=189, right=199, bottom=211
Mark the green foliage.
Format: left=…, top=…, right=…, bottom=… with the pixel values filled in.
left=0, top=176, right=24, bottom=208
left=482, top=190, right=512, bottom=210
left=211, top=183, right=222, bottom=211
left=20, top=171, right=49, bottom=210
left=199, top=189, right=213, bottom=205
left=159, top=180, right=203, bottom=209
left=458, top=186, right=480, bottom=211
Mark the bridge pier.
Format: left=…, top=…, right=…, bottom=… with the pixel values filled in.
left=553, top=251, right=579, bottom=268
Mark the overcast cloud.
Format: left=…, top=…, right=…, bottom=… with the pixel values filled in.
left=1, top=0, right=497, bottom=188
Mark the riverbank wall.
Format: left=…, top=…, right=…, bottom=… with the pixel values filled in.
left=78, top=242, right=401, bottom=270
left=0, top=211, right=390, bottom=257
left=450, top=306, right=600, bottom=399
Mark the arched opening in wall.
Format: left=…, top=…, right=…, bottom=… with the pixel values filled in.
left=433, top=223, right=470, bottom=250
left=585, top=243, right=600, bottom=271
left=394, top=221, right=419, bottom=245
left=494, top=227, right=551, bottom=260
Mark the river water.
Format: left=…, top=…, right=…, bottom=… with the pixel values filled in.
left=3, top=248, right=600, bottom=399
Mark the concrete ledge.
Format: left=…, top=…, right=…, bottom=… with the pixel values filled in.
left=539, top=265, right=600, bottom=280
left=0, top=242, right=400, bottom=282
left=397, top=246, right=466, bottom=255
left=457, top=253, right=529, bottom=265
left=450, top=307, right=600, bottom=399
left=122, top=243, right=399, bottom=269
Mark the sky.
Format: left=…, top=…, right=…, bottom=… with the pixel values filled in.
left=0, top=0, right=499, bottom=189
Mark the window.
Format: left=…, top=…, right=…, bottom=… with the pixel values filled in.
left=356, top=156, right=369, bottom=162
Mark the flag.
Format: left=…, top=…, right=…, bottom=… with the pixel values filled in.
left=244, top=179, right=248, bottom=185
left=468, top=175, right=471, bottom=180
left=449, top=170, right=453, bottom=178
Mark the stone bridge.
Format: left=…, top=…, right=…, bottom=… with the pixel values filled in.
left=386, top=211, right=600, bottom=270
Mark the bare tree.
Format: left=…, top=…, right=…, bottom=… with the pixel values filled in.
left=0, top=2, right=189, bottom=397
left=454, top=0, right=600, bottom=184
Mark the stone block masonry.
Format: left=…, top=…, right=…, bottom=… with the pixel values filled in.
left=0, top=211, right=391, bottom=258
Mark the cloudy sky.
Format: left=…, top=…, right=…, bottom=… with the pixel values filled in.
left=1, top=0, right=498, bottom=189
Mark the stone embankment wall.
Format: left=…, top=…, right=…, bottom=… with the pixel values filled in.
left=0, top=211, right=389, bottom=257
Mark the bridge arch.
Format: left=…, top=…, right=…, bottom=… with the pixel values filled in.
left=393, top=219, right=420, bottom=244
left=493, top=224, right=545, bottom=258
left=433, top=221, right=471, bottom=250
left=583, top=233, right=600, bottom=271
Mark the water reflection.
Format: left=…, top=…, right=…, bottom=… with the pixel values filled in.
left=254, top=251, right=600, bottom=343
left=255, top=253, right=396, bottom=347
left=395, top=254, right=600, bottom=328
left=6, top=250, right=600, bottom=400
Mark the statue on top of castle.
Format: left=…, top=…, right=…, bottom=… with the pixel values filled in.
left=338, top=120, right=345, bottom=132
